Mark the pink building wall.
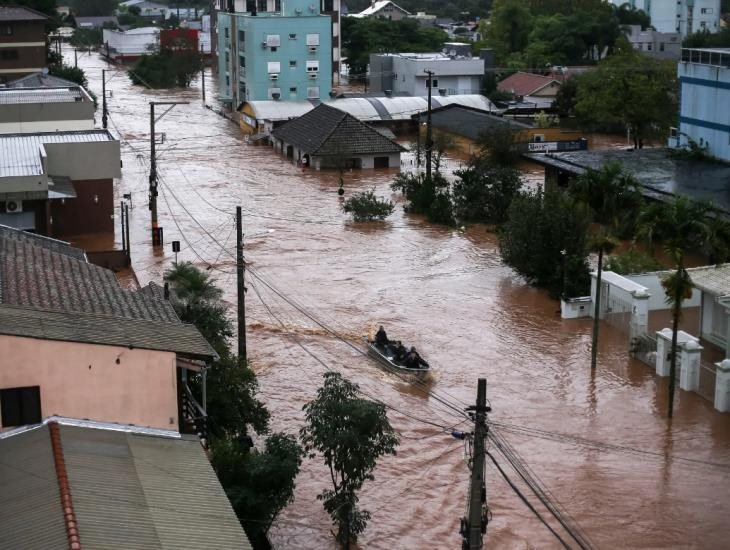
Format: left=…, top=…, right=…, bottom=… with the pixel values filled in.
left=0, top=335, right=179, bottom=431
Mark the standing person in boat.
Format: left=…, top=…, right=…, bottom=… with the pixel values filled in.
left=403, top=347, right=429, bottom=369
left=375, top=326, right=389, bottom=348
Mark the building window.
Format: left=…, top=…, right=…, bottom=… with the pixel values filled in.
left=289, top=33, right=297, bottom=40
left=1, top=24, right=13, bottom=35
left=0, top=50, right=19, bottom=60
left=701, top=8, right=713, bottom=14
left=224, top=27, right=229, bottom=39
left=647, top=43, right=652, bottom=51
left=290, top=87, right=297, bottom=93
left=306, top=60, right=319, bottom=72
left=427, top=78, right=438, bottom=88
left=271, top=46, right=278, bottom=52
left=307, top=86, right=320, bottom=99
left=289, top=60, right=297, bottom=68
left=660, top=42, right=665, bottom=51
left=1, top=386, right=41, bottom=428
left=306, top=33, right=320, bottom=46
left=238, top=30, right=245, bottom=42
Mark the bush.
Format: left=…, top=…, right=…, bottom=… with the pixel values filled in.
left=604, top=249, right=664, bottom=275
left=342, top=188, right=395, bottom=222
left=391, top=172, right=455, bottom=225
left=499, top=188, right=591, bottom=297
left=131, top=50, right=202, bottom=88
left=452, top=162, right=522, bottom=225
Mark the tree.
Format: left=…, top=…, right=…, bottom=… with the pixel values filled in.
left=553, top=75, right=578, bottom=117
left=486, top=0, right=534, bottom=58
left=574, top=45, right=677, bottom=148
left=300, top=372, right=399, bottom=549
left=499, top=187, right=591, bottom=298
left=391, top=172, right=455, bottom=225
left=432, top=130, right=455, bottom=174
left=342, top=188, right=395, bottom=222
left=683, top=27, right=730, bottom=48
left=613, top=2, right=652, bottom=28
left=637, top=197, right=717, bottom=417
left=67, top=0, right=117, bottom=17
left=131, top=47, right=203, bottom=88
left=475, top=124, right=524, bottom=167
left=452, top=161, right=522, bottom=225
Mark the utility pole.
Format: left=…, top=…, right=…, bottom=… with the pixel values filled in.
left=424, top=69, right=434, bottom=180
left=74, top=48, right=78, bottom=67
left=200, top=43, right=206, bottom=104
left=148, top=101, right=188, bottom=246
left=462, top=378, right=489, bottom=550
left=236, top=206, right=247, bottom=362
left=101, top=69, right=108, bottom=130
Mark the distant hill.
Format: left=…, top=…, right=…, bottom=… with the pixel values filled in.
left=345, top=0, right=490, bottom=19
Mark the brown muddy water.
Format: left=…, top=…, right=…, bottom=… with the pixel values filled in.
left=70, top=47, right=730, bottom=549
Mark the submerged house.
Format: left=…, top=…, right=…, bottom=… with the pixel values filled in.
left=270, top=103, right=404, bottom=169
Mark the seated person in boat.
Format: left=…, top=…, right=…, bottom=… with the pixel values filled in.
left=402, top=347, right=429, bottom=369
left=375, top=326, right=389, bottom=348
left=393, top=341, right=408, bottom=362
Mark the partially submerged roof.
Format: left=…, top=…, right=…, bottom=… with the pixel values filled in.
left=498, top=71, right=562, bottom=97
left=526, top=147, right=730, bottom=215
left=0, top=225, right=216, bottom=359
left=7, top=72, right=79, bottom=89
left=414, top=104, right=529, bottom=141
left=0, top=418, right=251, bottom=549
left=0, top=5, right=49, bottom=22
left=0, top=86, right=91, bottom=105
left=687, top=263, right=730, bottom=299
left=272, top=103, right=404, bottom=156
left=0, top=130, right=116, bottom=178
left=243, top=94, right=497, bottom=123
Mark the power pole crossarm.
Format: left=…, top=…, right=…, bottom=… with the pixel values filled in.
left=462, top=378, right=489, bottom=550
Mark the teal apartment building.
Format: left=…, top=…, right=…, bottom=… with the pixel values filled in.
left=217, top=0, right=333, bottom=105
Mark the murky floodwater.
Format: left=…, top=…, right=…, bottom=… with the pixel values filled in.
left=69, top=47, right=730, bottom=549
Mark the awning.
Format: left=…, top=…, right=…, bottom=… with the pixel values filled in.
left=0, top=212, right=35, bottom=231
left=47, top=176, right=77, bottom=199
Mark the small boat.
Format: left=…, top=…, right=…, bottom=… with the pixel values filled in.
left=366, top=339, right=430, bottom=380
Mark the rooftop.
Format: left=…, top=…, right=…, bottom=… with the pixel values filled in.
left=0, top=5, right=48, bottom=22
left=74, top=15, right=119, bottom=28
left=0, top=130, right=116, bottom=178
left=414, top=104, right=528, bottom=141
left=272, top=103, right=404, bottom=156
left=526, top=148, right=730, bottom=215
left=0, top=86, right=91, bottom=105
left=351, top=0, right=410, bottom=18
left=6, top=72, right=79, bottom=89
left=0, top=225, right=216, bottom=359
left=498, top=71, right=562, bottom=97
left=0, top=418, right=252, bottom=549
left=687, top=263, right=730, bottom=299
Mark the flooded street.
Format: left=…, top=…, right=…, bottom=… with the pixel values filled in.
left=72, top=48, right=730, bottom=549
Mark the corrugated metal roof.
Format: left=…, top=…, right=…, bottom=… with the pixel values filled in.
left=60, top=425, right=253, bottom=549
left=0, top=87, right=89, bottom=105
left=0, top=426, right=67, bottom=550
left=0, top=130, right=117, bottom=178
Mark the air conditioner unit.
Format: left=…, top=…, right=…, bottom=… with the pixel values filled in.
left=269, top=73, right=278, bottom=80
left=6, top=200, right=23, bottom=213
left=295, top=7, right=302, bottom=14
left=308, top=72, right=318, bottom=79
left=308, top=46, right=317, bottom=53
left=272, top=92, right=281, bottom=100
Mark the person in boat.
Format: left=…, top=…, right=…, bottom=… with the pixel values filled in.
left=374, top=326, right=389, bottom=348
left=403, top=347, right=429, bottom=369
left=393, top=341, right=408, bottom=362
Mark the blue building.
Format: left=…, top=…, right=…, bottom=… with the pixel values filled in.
left=217, top=0, right=333, bottom=105
left=674, top=48, right=730, bottom=162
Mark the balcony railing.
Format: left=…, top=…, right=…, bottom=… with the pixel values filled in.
left=681, top=48, right=730, bottom=68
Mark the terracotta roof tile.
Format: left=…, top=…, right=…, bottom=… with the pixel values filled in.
left=497, top=72, right=561, bottom=97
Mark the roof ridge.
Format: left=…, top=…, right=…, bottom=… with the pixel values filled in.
left=48, top=422, right=82, bottom=550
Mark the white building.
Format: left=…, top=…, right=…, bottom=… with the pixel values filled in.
left=369, top=52, right=486, bottom=96
left=609, top=0, right=721, bottom=37
left=102, top=26, right=160, bottom=62
left=672, top=48, right=730, bottom=162
left=623, top=24, right=682, bottom=59
left=0, top=86, right=95, bottom=133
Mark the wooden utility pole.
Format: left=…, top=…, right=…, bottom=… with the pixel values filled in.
left=101, top=69, right=108, bottom=129
left=200, top=43, right=206, bottom=104
left=74, top=48, right=78, bottom=67
left=236, top=206, right=247, bottom=362
left=463, top=378, right=489, bottom=550
left=425, top=69, right=434, bottom=180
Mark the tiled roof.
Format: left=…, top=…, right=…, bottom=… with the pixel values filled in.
left=0, top=130, right=117, bottom=178
left=0, top=225, right=216, bottom=359
left=688, top=263, right=730, bottom=298
left=0, top=420, right=252, bottom=549
left=0, top=87, right=90, bottom=105
left=272, top=103, right=404, bottom=157
left=497, top=72, right=561, bottom=97
left=0, top=6, right=49, bottom=22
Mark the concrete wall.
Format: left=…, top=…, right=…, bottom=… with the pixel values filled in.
left=0, top=20, right=46, bottom=83
left=0, top=101, right=95, bottom=134
left=44, top=141, right=122, bottom=181
left=374, top=55, right=484, bottom=95
left=625, top=272, right=702, bottom=311
left=610, top=0, right=721, bottom=36
left=678, top=60, right=730, bottom=162
left=0, top=335, right=179, bottom=431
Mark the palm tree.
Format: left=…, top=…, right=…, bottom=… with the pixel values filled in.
left=570, top=163, right=643, bottom=370
left=638, top=197, right=714, bottom=417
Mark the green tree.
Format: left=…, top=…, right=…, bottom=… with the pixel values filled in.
left=67, top=0, right=118, bottom=16
left=604, top=248, right=664, bottom=275
left=475, top=124, right=524, bottom=167
left=301, top=372, right=399, bottom=549
left=342, top=188, right=395, bottom=222
left=570, top=163, right=643, bottom=368
left=452, top=161, right=522, bottom=225
left=613, top=2, right=652, bottom=28
left=553, top=75, right=578, bottom=117
left=486, top=0, right=534, bottom=58
left=637, top=197, right=716, bottom=417
left=131, top=48, right=203, bottom=88
left=574, top=45, right=677, bottom=148
left=391, top=172, right=455, bottom=225
left=499, top=187, right=591, bottom=298
left=683, top=27, right=730, bottom=48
